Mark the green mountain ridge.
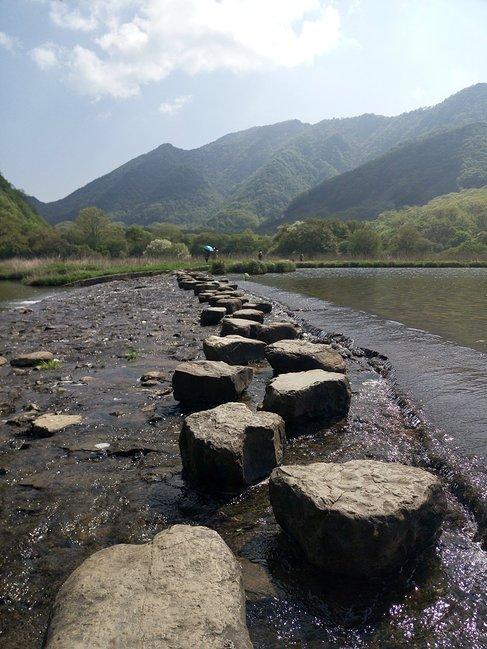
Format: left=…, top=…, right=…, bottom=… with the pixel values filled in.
left=280, top=123, right=487, bottom=224
left=29, top=83, right=487, bottom=229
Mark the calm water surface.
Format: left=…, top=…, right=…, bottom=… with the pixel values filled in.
left=0, top=281, right=55, bottom=310
left=249, top=268, right=487, bottom=459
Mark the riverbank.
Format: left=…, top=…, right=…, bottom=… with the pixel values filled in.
left=0, top=275, right=485, bottom=647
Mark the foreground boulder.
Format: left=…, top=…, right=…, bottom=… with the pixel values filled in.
left=263, top=369, right=351, bottom=421
left=44, top=525, right=252, bottom=649
left=10, top=351, right=54, bottom=367
left=203, top=335, right=267, bottom=364
left=31, top=413, right=82, bottom=437
left=269, top=460, right=445, bottom=579
left=231, top=309, right=264, bottom=323
left=172, top=360, right=253, bottom=407
left=200, top=307, right=227, bottom=326
left=180, top=402, right=285, bottom=490
left=265, top=340, right=346, bottom=374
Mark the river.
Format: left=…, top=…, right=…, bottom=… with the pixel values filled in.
left=0, top=281, right=56, bottom=310
left=246, top=267, right=487, bottom=460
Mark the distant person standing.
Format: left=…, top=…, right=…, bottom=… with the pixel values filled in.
left=299, top=253, right=304, bottom=262
left=258, top=250, right=263, bottom=261
left=203, top=244, right=214, bottom=263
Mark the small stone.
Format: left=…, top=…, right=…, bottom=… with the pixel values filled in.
left=200, top=307, right=227, bottom=326
left=263, top=369, right=351, bottom=421
left=44, top=525, right=252, bottom=649
left=265, top=339, right=346, bottom=374
left=172, top=360, right=253, bottom=408
left=0, top=356, right=7, bottom=367
left=140, top=370, right=166, bottom=384
left=31, top=414, right=82, bottom=437
left=203, top=335, right=267, bottom=364
left=180, top=402, right=285, bottom=490
left=10, top=351, right=54, bottom=367
left=230, top=309, right=264, bottom=323
left=269, top=460, right=445, bottom=579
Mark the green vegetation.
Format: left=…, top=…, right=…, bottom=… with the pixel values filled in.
left=29, top=84, right=487, bottom=229
left=124, top=347, right=138, bottom=361
left=211, top=259, right=296, bottom=275
left=37, top=359, right=61, bottom=371
left=283, top=123, right=487, bottom=223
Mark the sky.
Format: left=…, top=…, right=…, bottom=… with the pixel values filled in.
left=1, top=0, right=486, bottom=202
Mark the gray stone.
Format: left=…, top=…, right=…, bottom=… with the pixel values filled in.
left=263, top=369, right=351, bottom=421
left=0, top=356, right=7, bottom=367
left=252, top=301, right=272, bottom=314
left=198, top=291, right=220, bottom=303
left=265, top=339, right=346, bottom=374
left=44, top=525, right=252, bottom=649
left=180, top=402, right=285, bottom=490
left=200, top=307, right=227, bottom=326
left=10, top=351, right=54, bottom=367
left=179, top=279, right=198, bottom=290
left=220, top=317, right=262, bottom=339
left=31, top=414, right=82, bottom=437
left=172, top=360, right=253, bottom=407
left=203, top=335, right=267, bottom=364
left=230, top=309, right=264, bottom=323
left=269, top=460, right=445, bottom=579
left=214, top=298, right=244, bottom=313
left=193, top=281, right=220, bottom=295
left=256, top=322, right=299, bottom=344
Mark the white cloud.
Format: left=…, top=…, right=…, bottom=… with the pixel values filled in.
left=32, top=0, right=342, bottom=98
left=159, top=95, right=193, bottom=115
left=0, top=31, right=20, bottom=53
left=30, top=43, right=62, bottom=69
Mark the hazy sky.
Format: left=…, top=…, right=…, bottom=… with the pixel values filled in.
left=1, top=0, right=486, bottom=201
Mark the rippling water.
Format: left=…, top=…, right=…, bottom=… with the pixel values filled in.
left=0, top=281, right=55, bottom=310
left=247, top=268, right=487, bottom=460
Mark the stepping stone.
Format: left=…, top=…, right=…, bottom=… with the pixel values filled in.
left=44, top=525, right=252, bottom=649
left=263, top=369, right=351, bottom=421
left=31, top=413, right=82, bottom=437
left=265, top=339, right=346, bottom=374
left=193, top=282, right=220, bottom=295
left=203, top=335, right=267, bottom=364
left=252, top=301, right=272, bottom=314
left=230, top=309, right=264, bottom=323
left=198, top=291, right=220, bottom=303
left=179, top=279, right=198, bottom=290
left=200, top=307, right=227, bottom=326
left=257, top=322, right=299, bottom=344
left=172, top=360, right=253, bottom=408
left=269, top=460, right=445, bottom=579
left=214, top=298, right=244, bottom=314
left=10, top=351, right=54, bottom=367
left=180, top=402, right=285, bottom=490
left=220, top=317, right=262, bottom=339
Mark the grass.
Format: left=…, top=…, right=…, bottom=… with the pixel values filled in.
left=211, top=259, right=296, bottom=275
left=295, top=259, right=487, bottom=269
left=36, top=359, right=61, bottom=371
left=124, top=347, right=138, bottom=361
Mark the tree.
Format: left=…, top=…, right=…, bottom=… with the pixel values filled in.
left=74, top=207, right=112, bottom=250
left=126, top=225, right=153, bottom=256
left=348, top=225, right=381, bottom=257
left=272, top=220, right=337, bottom=255
left=390, top=224, right=432, bottom=256
left=144, top=238, right=173, bottom=257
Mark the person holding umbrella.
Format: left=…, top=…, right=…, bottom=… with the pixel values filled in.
left=203, top=244, right=215, bottom=263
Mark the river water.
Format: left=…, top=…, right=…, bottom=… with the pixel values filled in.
left=0, top=281, right=55, bottom=311
left=248, top=268, right=487, bottom=461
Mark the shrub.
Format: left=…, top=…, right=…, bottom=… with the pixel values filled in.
left=210, top=260, right=226, bottom=274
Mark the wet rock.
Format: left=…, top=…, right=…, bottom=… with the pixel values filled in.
left=269, top=460, right=446, bottom=579
left=203, top=335, right=267, bottom=364
left=239, top=557, right=277, bottom=602
left=220, top=317, right=262, bottom=339
left=172, top=360, right=253, bottom=407
left=180, top=402, right=285, bottom=490
left=214, top=298, right=244, bottom=314
left=257, top=322, right=299, bottom=344
left=231, top=309, right=264, bottom=323
left=265, top=339, right=346, bottom=374
left=200, top=307, right=227, bottom=326
left=140, top=370, right=166, bottom=386
left=44, top=525, right=252, bottom=649
left=263, top=369, right=351, bottom=421
left=179, top=279, right=198, bottom=290
left=251, top=301, right=272, bottom=314
left=10, top=351, right=54, bottom=367
left=7, top=411, right=38, bottom=427
left=193, top=281, right=220, bottom=295
left=0, top=356, right=7, bottom=367
left=198, top=291, right=219, bottom=303
left=31, top=414, right=82, bottom=437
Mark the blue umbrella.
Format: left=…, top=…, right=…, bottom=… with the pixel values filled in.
left=203, top=245, right=215, bottom=253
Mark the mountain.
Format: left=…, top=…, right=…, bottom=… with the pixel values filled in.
left=280, top=123, right=487, bottom=223
left=0, top=173, right=50, bottom=257
left=30, top=84, right=487, bottom=229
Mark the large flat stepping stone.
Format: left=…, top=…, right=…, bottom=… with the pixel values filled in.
left=256, top=322, right=299, bottom=344
left=198, top=291, right=220, bottom=303
left=203, top=335, right=267, bottom=364
left=214, top=298, right=244, bottom=314
left=263, top=369, right=351, bottom=421
left=200, top=307, right=227, bottom=325
left=230, top=309, right=264, bottom=323
left=172, top=360, right=253, bottom=407
left=220, top=317, right=262, bottom=339
left=44, top=525, right=252, bottom=649
left=269, top=460, right=445, bottom=579
left=179, top=279, right=199, bottom=290
left=10, top=351, right=54, bottom=367
left=180, top=402, right=285, bottom=490
left=193, top=281, right=220, bottom=295
left=31, top=414, right=82, bottom=437
left=265, top=339, right=346, bottom=374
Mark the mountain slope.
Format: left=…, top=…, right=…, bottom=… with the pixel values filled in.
left=31, top=83, right=487, bottom=228
left=281, top=123, right=487, bottom=223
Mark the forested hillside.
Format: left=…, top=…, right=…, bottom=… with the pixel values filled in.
left=30, top=84, right=487, bottom=229
left=281, top=123, right=487, bottom=223
left=0, top=173, right=53, bottom=258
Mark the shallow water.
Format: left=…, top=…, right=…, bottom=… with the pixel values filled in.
left=0, top=281, right=55, bottom=310
left=249, top=269, right=487, bottom=461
